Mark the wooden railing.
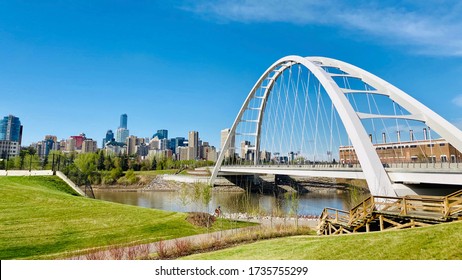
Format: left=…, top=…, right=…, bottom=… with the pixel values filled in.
left=446, top=190, right=462, bottom=217
left=320, top=189, right=462, bottom=232
left=348, top=196, right=374, bottom=226
left=320, top=207, right=350, bottom=225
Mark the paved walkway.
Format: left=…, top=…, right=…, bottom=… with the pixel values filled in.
left=68, top=218, right=319, bottom=260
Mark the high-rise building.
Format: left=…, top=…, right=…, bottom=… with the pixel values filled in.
left=116, top=114, right=129, bottom=143
left=188, top=131, right=199, bottom=160
left=202, top=143, right=217, bottom=162
left=120, top=114, right=128, bottom=129
left=127, top=135, right=138, bottom=155
left=221, top=128, right=235, bottom=158
left=0, top=115, right=22, bottom=144
left=82, top=139, right=98, bottom=153
left=104, top=130, right=114, bottom=145
left=70, top=133, right=86, bottom=150
left=152, top=129, right=168, bottom=140
left=168, top=137, right=185, bottom=153
left=116, top=127, right=129, bottom=143
left=0, top=140, right=20, bottom=159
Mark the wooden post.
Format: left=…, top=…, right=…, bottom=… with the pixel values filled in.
left=444, top=197, right=449, bottom=217
left=402, top=198, right=408, bottom=215
left=379, top=215, right=384, bottom=231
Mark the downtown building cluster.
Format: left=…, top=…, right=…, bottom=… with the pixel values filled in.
left=101, top=114, right=218, bottom=161
left=0, top=114, right=218, bottom=163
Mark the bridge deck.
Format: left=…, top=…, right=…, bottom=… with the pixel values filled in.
left=218, top=163, right=462, bottom=186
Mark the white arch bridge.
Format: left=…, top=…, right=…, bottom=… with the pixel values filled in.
left=209, top=56, right=462, bottom=196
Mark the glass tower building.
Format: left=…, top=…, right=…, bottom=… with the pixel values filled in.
left=120, top=114, right=128, bottom=129
left=152, top=129, right=168, bottom=140
left=0, top=115, right=22, bottom=143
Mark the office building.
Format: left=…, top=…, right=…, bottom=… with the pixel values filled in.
left=0, top=115, right=22, bottom=144
left=221, top=128, right=235, bottom=158
left=70, top=133, right=86, bottom=150
left=127, top=135, right=138, bottom=155
left=202, top=143, right=217, bottom=162
left=152, top=129, right=168, bottom=140
left=120, top=114, right=128, bottom=129
left=82, top=139, right=98, bottom=153
left=104, top=130, right=114, bottom=146
left=188, top=131, right=199, bottom=160
left=115, top=114, right=129, bottom=143
left=0, top=140, right=20, bottom=159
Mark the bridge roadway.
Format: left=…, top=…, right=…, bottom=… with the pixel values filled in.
left=217, top=163, right=462, bottom=188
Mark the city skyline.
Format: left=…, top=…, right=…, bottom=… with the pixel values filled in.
left=2, top=1, right=462, bottom=148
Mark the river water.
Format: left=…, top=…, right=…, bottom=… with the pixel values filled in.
left=94, top=187, right=368, bottom=217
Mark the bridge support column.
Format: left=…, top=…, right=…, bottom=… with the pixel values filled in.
left=252, top=175, right=260, bottom=186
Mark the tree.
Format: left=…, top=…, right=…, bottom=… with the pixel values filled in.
left=97, top=150, right=105, bottom=171
left=120, top=154, right=129, bottom=171
left=104, top=155, right=115, bottom=170
left=74, top=153, right=98, bottom=185
left=151, top=157, right=157, bottom=170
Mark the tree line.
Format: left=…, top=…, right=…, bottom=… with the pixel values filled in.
left=0, top=149, right=214, bottom=186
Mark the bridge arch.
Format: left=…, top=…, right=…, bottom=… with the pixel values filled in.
left=210, top=56, right=462, bottom=196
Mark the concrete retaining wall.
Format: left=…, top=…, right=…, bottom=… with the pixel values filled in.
left=56, top=171, right=86, bottom=196
left=0, top=169, right=85, bottom=197
left=0, top=170, right=54, bottom=176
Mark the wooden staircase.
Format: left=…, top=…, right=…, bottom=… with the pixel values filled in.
left=318, top=190, right=462, bottom=235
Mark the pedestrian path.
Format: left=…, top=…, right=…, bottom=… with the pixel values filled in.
left=69, top=217, right=317, bottom=260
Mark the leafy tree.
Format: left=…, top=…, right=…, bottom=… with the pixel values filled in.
left=97, top=150, right=105, bottom=170
left=120, top=154, right=129, bottom=171
left=104, top=155, right=115, bottom=171
left=74, top=153, right=98, bottom=185
left=151, top=157, right=157, bottom=170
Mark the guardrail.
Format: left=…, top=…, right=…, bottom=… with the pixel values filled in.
left=221, top=161, right=462, bottom=170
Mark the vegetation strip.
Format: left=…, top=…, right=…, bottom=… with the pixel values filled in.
left=181, top=220, right=462, bottom=260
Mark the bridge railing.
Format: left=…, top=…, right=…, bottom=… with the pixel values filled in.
left=222, top=161, right=462, bottom=170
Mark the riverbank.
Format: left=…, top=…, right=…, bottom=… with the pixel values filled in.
left=0, top=176, right=253, bottom=260
left=92, top=174, right=246, bottom=192
left=91, top=172, right=366, bottom=195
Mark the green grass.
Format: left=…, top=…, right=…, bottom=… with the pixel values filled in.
left=182, top=220, right=462, bottom=260
left=0, top=176, right=251, bottom=259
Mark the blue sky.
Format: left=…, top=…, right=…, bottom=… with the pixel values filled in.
left=1, top=0, right=462, bottom=147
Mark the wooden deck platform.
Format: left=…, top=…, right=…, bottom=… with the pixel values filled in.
left=318, top=189, right=462, bottom=235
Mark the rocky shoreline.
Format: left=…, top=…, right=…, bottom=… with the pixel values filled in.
left=91, top=173, right=366, bottom=195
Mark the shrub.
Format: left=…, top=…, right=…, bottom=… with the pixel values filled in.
left=186, top=212, right=216, bottom=228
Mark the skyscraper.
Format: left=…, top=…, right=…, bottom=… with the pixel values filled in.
left=188, top=131, right=199, bottom=160
left=152, top=129, right=168, bottom=140
left=0, top=115, right=22, bottom=144
left=116, top=114, right=129, bottom=143
left=104, top=130, right=114, bottom=145
left=221, top=128, right=235, bottom=158
left=120, top=114, right=128, bottom=129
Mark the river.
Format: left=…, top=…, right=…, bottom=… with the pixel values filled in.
left=94, top=187, right=368, bottom=217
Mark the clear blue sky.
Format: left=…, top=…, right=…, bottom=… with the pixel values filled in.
left=1, top=0, right=462, bottom=147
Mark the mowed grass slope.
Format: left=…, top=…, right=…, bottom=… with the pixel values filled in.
left=182, top=220, right=462, bottom=260
left=0, top=176, right=249, bottom=260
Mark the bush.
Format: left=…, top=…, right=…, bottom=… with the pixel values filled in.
left=185, top=212, right=216, bottom=228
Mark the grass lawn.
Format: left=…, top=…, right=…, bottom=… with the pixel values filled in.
left=0, top=176, right=251, bottom=260
left=182, top=220, right=462, bottom=260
